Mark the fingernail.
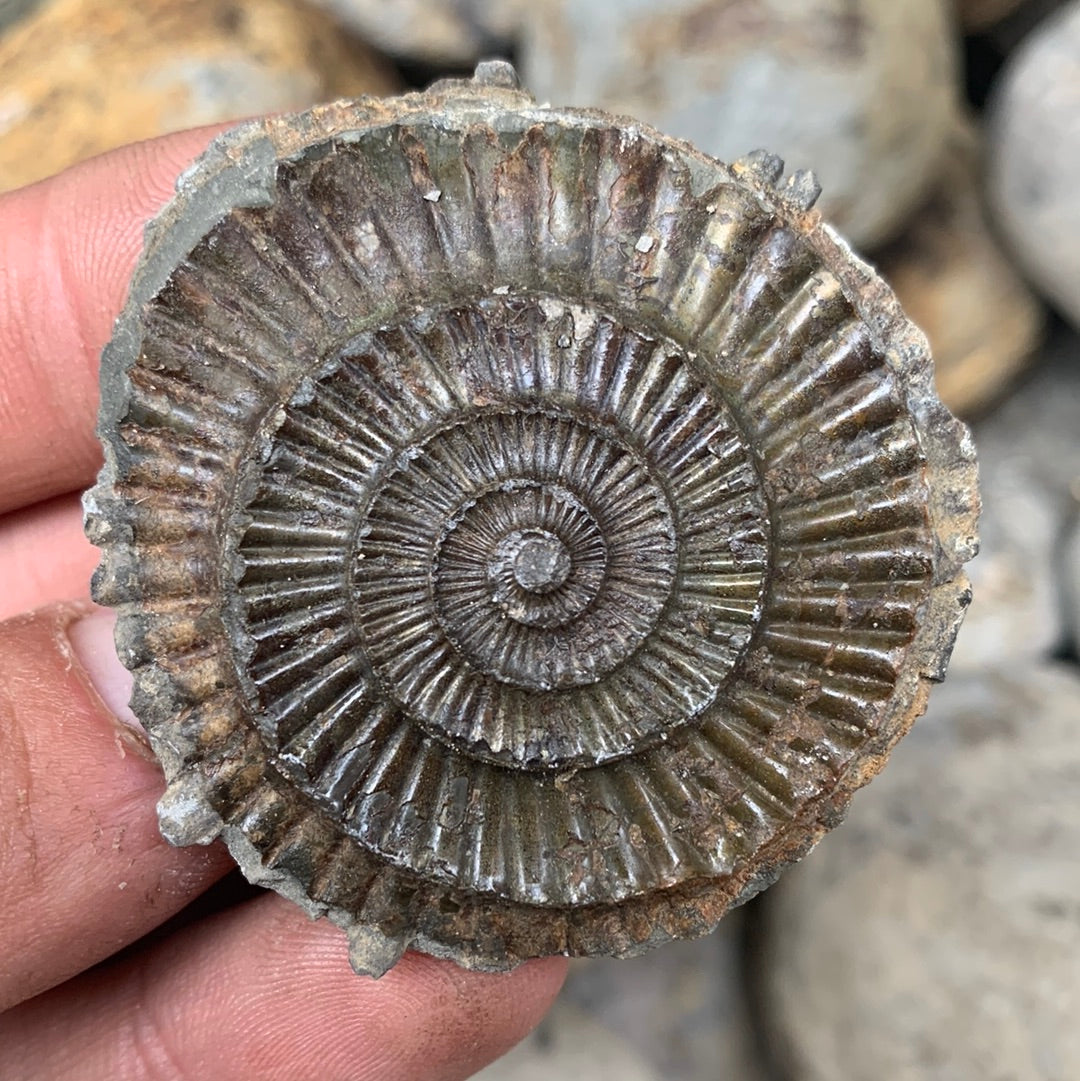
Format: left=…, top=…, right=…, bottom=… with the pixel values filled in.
left=65, top=605, right=143, bottom=735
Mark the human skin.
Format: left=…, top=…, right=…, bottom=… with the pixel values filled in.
left=0, top=128, right=566, bottom=1080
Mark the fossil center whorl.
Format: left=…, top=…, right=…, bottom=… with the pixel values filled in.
left=500, top=529, right=573, bottom=594
left=466, top=492, right=604, bottom=621
left=432, top=470, right=625, bottom=648
left=230, top=295, right=771, bottom=780
left=372, top=406, right=685, bottom=707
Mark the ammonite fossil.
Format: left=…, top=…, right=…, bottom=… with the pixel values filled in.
left=86, top=62, right=979, bottom=976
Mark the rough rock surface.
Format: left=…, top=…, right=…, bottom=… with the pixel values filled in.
left=760, top=663, right=1080, bottom=1081
left=948, top=328, right=1080, bottom=672
left=478, top=917, right=765, bottom=1081
left=987, top=0, right=1080, bottom=330
left=876, top=119, right=1044, bottom=417
left=0, top=0, right=399, bottom=192
left=520, top=0, right=960, bottom=249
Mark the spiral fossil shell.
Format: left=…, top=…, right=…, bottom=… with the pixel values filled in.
left=86, top=62, right=978, bottom=975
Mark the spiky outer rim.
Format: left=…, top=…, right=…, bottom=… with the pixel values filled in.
left=84, top=64, right=979, bottom=975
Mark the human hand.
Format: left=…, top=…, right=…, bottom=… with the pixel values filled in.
left=0, top=129, right=566, bottom=1080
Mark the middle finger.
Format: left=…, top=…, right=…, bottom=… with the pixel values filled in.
left=0, top=492, right=98, bottom=621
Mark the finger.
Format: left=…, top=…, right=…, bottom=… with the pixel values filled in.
left=0, top=493, right=98, bottom=620
left=0, top=893, right=568, bottom=1081
left=0, top=603, right=232, bottom=1011
left=0, top=125, right=227, bottom=514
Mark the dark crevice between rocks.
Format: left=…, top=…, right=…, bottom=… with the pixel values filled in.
left=962, top=33, right=1007, bottom=111
left=1050, top=504, right=1080, bottom=669
left=740, top=891, right=794, bottom=1081
left=962, top=0, right=1065, bottom=110
left=1051, top=638, right=1080, bottom=666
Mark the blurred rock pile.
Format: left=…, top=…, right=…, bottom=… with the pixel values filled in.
left=2, top=1, right=1077, bottom=1078
left=5, top=0, right=1073, bottom=414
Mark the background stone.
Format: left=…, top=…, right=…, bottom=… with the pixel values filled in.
left=520, top=0, right=960, bottom=249
left=987, top=0, right=1080, bottom=330
left=1060, top=499, right=1080, bottom=660
left=0, top=0, right=42, bottom=31
left=956, top=0, right=1030, bottom=30
left=876, top=118, right=1044, bottom=417
left=478, top=917, right=765, bottom=1081
left=947, top=327, right=1080, bottom=672
left=477, top=1002, right=660, bottom=1081
left=0, top=0, right=399, bottom=193
left=308, top=0, right=522, bottom=65
left=759, top=663, right=1080, bottom=1081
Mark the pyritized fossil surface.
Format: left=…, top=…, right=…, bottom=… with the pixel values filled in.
left=85, top=61, right=979, bottom=976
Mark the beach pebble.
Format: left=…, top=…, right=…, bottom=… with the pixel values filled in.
left=308, top=0, right=522, bottom=64
left=876, top=119, right=1044, bottom=417
left=0, top=0, right=399, bottom=192
left=760, top=663, right=1080, bottom=1081
left=947, top=328, right=1080, bottom=672
left=520, top=0, right=960, bottom=249
left=987, top=0, right=1080, bottom=330
left=478, top=917, right=765, bottom=1081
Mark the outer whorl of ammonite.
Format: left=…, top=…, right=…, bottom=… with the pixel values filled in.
left=86, top=61, right=979, bottom=976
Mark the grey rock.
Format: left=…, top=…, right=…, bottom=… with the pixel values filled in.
left=761, top=662, right=1080, bottom=1081
left=309, top=0, right=522, bottom=64
left=479, top=916, right=765, bottom=1081
left=520, top=0, right=961, bottom=249
left=988, top=0, right=1080, bottom=330
left=0, top=0, right=41, bottom=32
left=948, top=328, right=1080, bottom=672
left=875, top=117, right=1045, bottom=418
left=477, top=1003, right=661, bottom=1081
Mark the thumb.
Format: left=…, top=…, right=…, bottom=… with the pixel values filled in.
left=0, top=602, right=231, bottom=1010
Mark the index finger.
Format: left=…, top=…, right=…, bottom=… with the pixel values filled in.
left=0, top=127, right=226, bottom=515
